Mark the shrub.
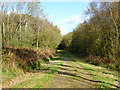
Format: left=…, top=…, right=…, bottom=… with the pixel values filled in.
left=3, top=47, right=55, bottom=72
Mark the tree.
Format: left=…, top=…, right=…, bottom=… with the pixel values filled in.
left=62, top=2, right=119, bottom=64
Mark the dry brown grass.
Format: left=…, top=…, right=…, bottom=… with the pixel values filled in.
left=4, top=47, right=54, bottom=64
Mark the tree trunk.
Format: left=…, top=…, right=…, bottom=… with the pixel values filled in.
left=25, top=15, right=28, bottom=32
left=108, top=3, right=119, bottom=58
left=19, top=14, right=22, bottom=46
left=2, top=22, right=5, bottom=49
left=37, top=29, right=39, bottom=49
left=7, top=15, right=10, bottom=47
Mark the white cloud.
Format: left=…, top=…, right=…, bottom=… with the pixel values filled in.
left=54, top=14, right=85, bottom=35
left=56, top=14, right=84, bottom=25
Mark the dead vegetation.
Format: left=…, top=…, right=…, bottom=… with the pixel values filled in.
left=2, top=47, right=55, bottom=72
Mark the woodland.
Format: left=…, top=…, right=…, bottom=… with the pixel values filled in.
left=0, top=2, right=120, bottom=88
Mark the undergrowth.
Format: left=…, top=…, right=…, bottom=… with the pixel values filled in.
left=2, top=47, right=55, bottom=85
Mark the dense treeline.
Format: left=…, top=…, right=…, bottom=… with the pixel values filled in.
left=1, top=2, right=62, bottom=78
left=60, top=2, right=120, bottom=70
left=0, top=2, right=61, bottom=50
left=59, top=32, right=73, bottom=50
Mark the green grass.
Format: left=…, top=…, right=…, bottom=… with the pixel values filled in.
left=12, top=73, right=52, bottom=88
left=3, top=49, right=64, bottom=88
left=5, top=49, right=119, bottom=88
left=33, top=74, right=52, bottom=88
left=66, top=51, right=119, bottom=88
left=2, top=64, right=24, bottom=83
left=12, top=51, right=64, bottom=88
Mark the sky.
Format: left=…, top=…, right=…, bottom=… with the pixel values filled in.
left=41, top=2, right=90, bottom=35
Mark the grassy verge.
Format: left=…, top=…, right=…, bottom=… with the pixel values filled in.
left=66, top=51, right=119, bottom=88
left=11, top=50, right=64, bottom=88
left=2, top=47, right=55, bottom=87
left=2, top=53, right=24, bottom=87
left=12, top=73, right=52, bottom=88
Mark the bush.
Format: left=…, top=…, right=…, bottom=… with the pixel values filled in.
left=86, top=55, right=105, bottom=66
left=85, top=55, right=119, bottom=71
left=43, top=57, right=50, bottom=62
left=2, top=49, right=8, bottom=54
left=108, top=63, right=119, bottom=71
left=37, top=60, right=41, bottom=69
left=4, top=47, right=54, bottom=69
left=2, top=53, right=24, bottom=79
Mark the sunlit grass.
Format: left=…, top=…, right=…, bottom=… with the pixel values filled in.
left=67, top=51, right=119, bottom=88
left=12, top=52, right=64, bottom=88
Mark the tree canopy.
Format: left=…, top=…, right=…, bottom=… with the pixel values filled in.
left=0, top=2, right=62, bottom=51
left=60, top=2, right=120, bottom=65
